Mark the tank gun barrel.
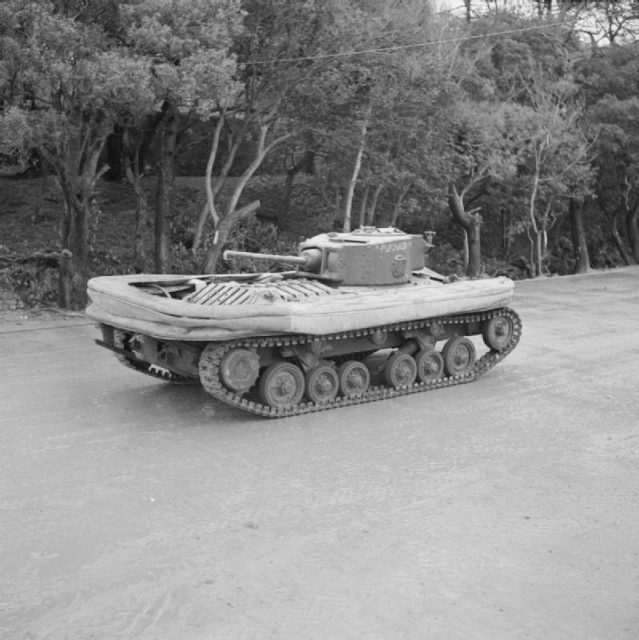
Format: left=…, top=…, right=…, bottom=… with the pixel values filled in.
left=223, top=250, right=309, bottom=266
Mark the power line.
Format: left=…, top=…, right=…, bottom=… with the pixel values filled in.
left=246, top=22, right=567, bottom=66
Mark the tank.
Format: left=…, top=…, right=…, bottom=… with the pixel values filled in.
left=86, top=227, right=522, bottom=417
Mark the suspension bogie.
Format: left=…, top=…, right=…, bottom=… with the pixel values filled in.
left=97, top=307, right=521, bottom=416
left=203, top=320, right=491, bottom=410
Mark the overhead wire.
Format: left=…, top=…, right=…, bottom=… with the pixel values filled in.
left=245, top=22, right=568, bottom=66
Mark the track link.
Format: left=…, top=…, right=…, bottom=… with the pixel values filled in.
left=198, top=307, right=522, bottom=418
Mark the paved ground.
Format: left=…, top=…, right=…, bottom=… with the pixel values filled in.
left=1, top=268, right=638, bottom=640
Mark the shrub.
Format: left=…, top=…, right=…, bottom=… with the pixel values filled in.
left=5, top=263, right=58, bottom=307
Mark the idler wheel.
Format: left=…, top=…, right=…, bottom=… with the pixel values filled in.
left=220, top=348, right=260, bottom=392
left=482, top=314, right=514, bottom=351
left=259, top=361, right=305, bottom=409
left=384, top=352, right=417, bottom=389
left=305, top=364, right=339, bottom=404
left=338, top=360, right=370, bottom=398
left=442, top=336, right=476, bottom=377
left=415, top=348, right=444, bottom=382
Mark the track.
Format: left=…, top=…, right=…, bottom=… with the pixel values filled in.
left=197, top=307, right=522, bottom=418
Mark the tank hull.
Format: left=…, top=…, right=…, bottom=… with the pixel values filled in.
left=86, top=272, right=514, bottom=341
left=87, top=271, right=521, bottom=418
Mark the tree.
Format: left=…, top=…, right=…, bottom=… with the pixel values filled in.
left=446, top=101, right=521, bottom=277
left=297, top=0, right=453, bottom=233
left=558, top=0, right=639, bottom=46
left=354, top=43, right=454, bottom=232
left=450, top=14, right=595, bottom=276
left=588, top=95, right=639, bottom=264
left=123, top=0, right=243, bottom=272
left=0, top=1, right=156, bottom=308
left=579, top=43, right=639, bottom=264
left=512, top=76, right=594, bottom=276
left=192, top=0, right=341, bottom=271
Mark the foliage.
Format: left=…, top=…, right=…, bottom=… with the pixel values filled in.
left=5, top=263, right=58, bottom=307
left=124, top=0, right=243, bottom=115
left=220, top=217, right=299, bottom=272
left=444, top=12, right=598, bottom=276
left=4, top=1, right=639, bottom=309
left=289, top=0, right=455, bottom=231
left=0, top=1, right=158, bottom=306
left=579, top=41, right=639, bottom=263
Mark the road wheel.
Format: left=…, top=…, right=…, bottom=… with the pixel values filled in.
left=442, top=336, right=476, bottom=377
left=338, top=360, right=370, bottom=398
left=305, top=364, right=339, bottom=404
left=259, top=361, right=305, bottom=409
left=415, top=348, right=444, bottom=382
left=384, top=352, right=417, bottom=389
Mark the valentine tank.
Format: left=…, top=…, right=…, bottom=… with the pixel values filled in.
left=86, top=227, right=521, bottom=417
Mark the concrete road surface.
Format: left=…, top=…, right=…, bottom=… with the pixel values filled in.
left=1, top=268, right=638, bottom=640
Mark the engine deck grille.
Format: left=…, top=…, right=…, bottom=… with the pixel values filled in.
left=186, top=278, right=335, bottom=306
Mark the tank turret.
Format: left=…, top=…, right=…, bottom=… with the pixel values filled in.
left=223, top=227, right=432, bottom=286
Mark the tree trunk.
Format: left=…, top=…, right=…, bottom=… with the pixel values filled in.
left=137, top=112, right=165, bottom=175
left=39, top=116, right=111, bottom=308
left=528, top=170, right=542, bottom=277
left=343, top=102, right=371, bottom=232
left=193, top=111, right=255, bottom=254
left=468, top=218, right=481, bottom=277
left=390, top=201, right=401, bottom=227
left=626, top=207, right=639, bottom=262
left=54, top=137, right=108, bottom=309
left=201, top=200, right=260, bottom=272
left=193, top=115, right=225, bottom=253
left=358, top=183, right=370, bottom=228
left=462, top=230, right=469, bottom=273
left=200, top=118, right=293, bottom=272
left=202, top=213, right=234, bottom=275
left=535, top=231, right=544, bottom=277
left=280, top=148, right=315, bottom=226
left=568, top=198, right=590, bottom=274
left=124, top=161, right=153, bottom=273
left=366, top=183, right=383, bottom=227
left=58, top=193, right=91, bottom=309
left=448, top=183, right=482, bottom=278
left=200, top=133, right=269, bottom=271
left=389, top=184, right=411, bottom=228
left=154, top=104, right=178, bottom=272
left=609, top=211, right=635, bottom=265
left=58, top=249, right=74, bottom=309
left=105, top=125, right=125, bottom=181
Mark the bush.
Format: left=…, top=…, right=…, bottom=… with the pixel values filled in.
left=5, top=263, right=58, bottom=307
left=219, top=217, right=299, bottom=273
left=427, top=241, right=465, bottom=277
